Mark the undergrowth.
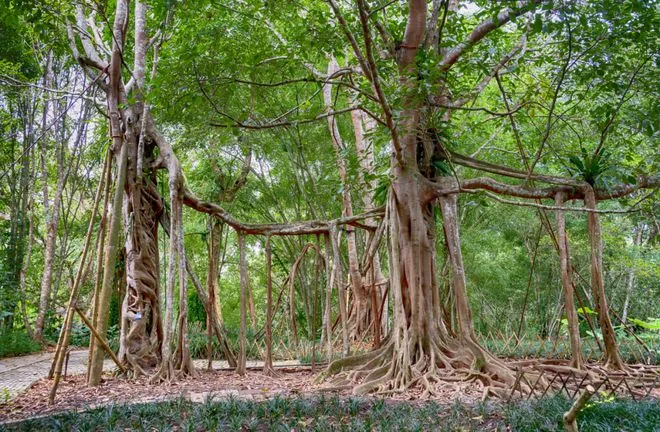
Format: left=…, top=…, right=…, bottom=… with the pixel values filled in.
left=3, top=395, right=658, bottom=431
left=0, top=330, right=41, bottom=358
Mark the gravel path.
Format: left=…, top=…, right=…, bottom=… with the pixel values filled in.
left=0, top=351, right=300, bottom=400
left=0, top=350, right=109, bottom=398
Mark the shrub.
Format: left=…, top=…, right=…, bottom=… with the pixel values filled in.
left=0, top=329, right=41, bottom=358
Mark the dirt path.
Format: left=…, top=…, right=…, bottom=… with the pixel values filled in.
left=0, top=350, right=300, bottom=400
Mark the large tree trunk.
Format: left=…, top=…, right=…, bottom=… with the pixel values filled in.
left=118, top=136, right=163, bottom=375
left=117, top=0, right=164, bottom=376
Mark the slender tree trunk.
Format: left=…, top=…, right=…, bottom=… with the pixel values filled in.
left=237, top=233, right=248, bottom=375
left=323, top=233, right=334, bottom=361
left=438, top=193, right=474, bottom=341
left=88, top=2, right=130, bottom=382
left=352, top=109, right=388, bottom=337
left=173, top=198, right=195, bottom=375
left=555, top=192, right=583, bottom=369
left=18, top=194, right=35, bottom=337
left=88, top=144, right=127, bottom=385
left=263, top=236, right=276, bottom=375
left=206, top=218, right=218, bottom=368
left=621, top=224, right=642, bottom=323
left=330, top=225, right=350, bottom=356
left=87, top=143, right=112, bottom=378
left=35, top=52, right=59, bottom=340
left=584, top=186, right=625, bottom=370
left=323, top=58, right=368, bottom=339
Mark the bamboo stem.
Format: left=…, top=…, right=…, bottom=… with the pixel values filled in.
left=49, top=150, right=109, bottom=403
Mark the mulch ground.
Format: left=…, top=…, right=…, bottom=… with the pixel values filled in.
left=0, top=365, right=489, bottom=423
left=0, top=367, right=328, bottom=422
left=2, top=361, right=656, bottom=424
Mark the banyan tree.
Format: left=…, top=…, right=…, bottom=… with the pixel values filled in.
left=44, top=0, right=657, bottom=401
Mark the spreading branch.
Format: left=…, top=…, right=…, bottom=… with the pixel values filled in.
left=439, top=1, right=539, bottom=70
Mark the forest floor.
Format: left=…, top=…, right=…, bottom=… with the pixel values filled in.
left=0, top=366, right=320, bottom=423
left=0, top=353, right=657, bottom=426
left=1, top=374, right=659, bottom=431
left=0, top=350, right=302, bottom=418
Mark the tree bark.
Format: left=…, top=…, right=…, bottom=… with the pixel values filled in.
left=237, top=233, right=248, bottom=375
left=621, top=224, right=642, bottom=323
left=584, top=186, right=625, bottom=370
left=555, top=192, right=583, bottom=369
left=35, top=51, right=61, bottom=340
left=263, top=236, right=276, bottom=375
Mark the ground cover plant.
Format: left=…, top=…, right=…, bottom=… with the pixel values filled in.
left=3, top=395, right=659, bottom=432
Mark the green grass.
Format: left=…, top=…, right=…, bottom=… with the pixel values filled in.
left=0, top=330, right=41, bottom=358
left=4, top=395, right=658, bottom=431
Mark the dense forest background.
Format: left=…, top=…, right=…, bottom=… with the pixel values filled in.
left=0, top=0, right=657, bottom=392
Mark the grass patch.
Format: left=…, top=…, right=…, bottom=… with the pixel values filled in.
left=0, top=330, right=41, bottom=358
left=505, top=395, right=660, bottom=431
left=4, top=395, right=658, bottom=431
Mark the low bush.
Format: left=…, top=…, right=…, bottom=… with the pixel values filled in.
left=0, top=330, right=41, bottom=358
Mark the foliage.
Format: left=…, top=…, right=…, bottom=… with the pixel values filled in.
left=505, top=395, right=660, bottom=432
left=566, top=149, right=612, bottom=186
left=69, top=324, right=119, bottom=353
left=5, top=395, right=659, bottom=431
left=629, top=317, right=660, bottom=331
left=0, top=329, right=40, bottom=358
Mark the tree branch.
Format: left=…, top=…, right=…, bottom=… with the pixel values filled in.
left=439, top=0, right=539, bottom=71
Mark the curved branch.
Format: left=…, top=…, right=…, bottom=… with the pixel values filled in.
left=433, top=175, right=659, bottom=202
left=447, top=150, right=583, bottom=187
left=439, top=0, right=539, bottom=71
left=183, top=188, right=383, bottom=236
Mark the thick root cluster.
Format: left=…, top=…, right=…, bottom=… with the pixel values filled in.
left=318, top=334, right=658, bottom=400
left=317, top=333, right=542, bottom=399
